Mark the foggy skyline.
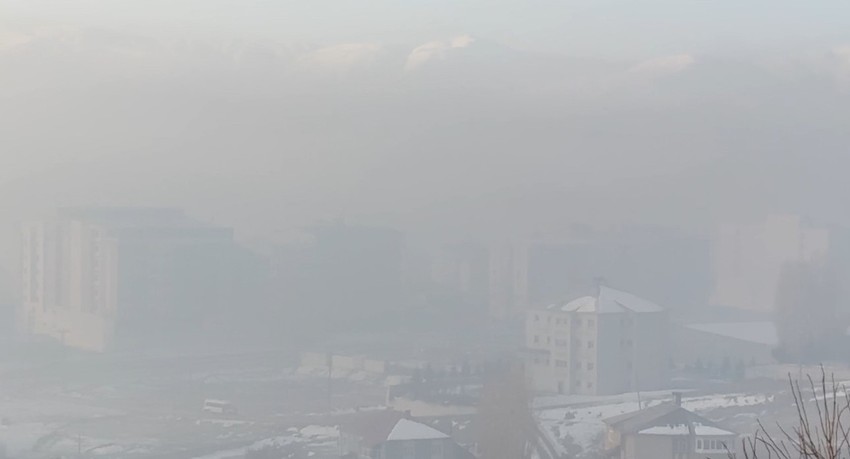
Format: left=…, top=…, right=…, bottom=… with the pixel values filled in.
left=3, top=1, right=850, bottom=250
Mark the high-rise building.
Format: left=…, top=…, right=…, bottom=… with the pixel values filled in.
left=524, top=286, right=669, bottom=395
left=21, top=208, right=241, bottom=351
left=711, top=215, right=830, bottom=312
left=488, top=242, right=528, bottom=320
left=269, top=221, right=408, bottom=334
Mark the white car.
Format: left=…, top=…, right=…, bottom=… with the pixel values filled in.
left=203, top=399, right=238, bottom=415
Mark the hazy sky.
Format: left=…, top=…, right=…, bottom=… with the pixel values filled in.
left=2, top=0, right=850, bottom=251
left=5, top=0, right=850, bottom=57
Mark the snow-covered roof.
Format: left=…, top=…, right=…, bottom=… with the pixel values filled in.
left=695, top=425, right=737, bottom=436
left=560, top=296, right=597, bottom=313
left=552, top=286, right=664, bottom=314
left=386, top=419, right=450, bottom=442
left=638, top=425, right=689, bottom=435
left=639, top=424, right=735, bottom=437
left=684, top=322, right=779, bottom=346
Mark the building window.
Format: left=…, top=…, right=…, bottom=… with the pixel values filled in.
left=696, top=438, right=728, bottom=453
left=575, top=319, right=582, bottom=326
left=555, top=360, right=568, bottom=368
left=587, top=340, right=594, bottom=349
left=403, top=441, right=416, bottom=459
left=586, top=362, right=594, bottom=370
left=534, top=314, right=540, bottom=322
left=534, top=335, right=540, bottom=344
left=431, top=441, right=443, bottom=459
left=587, top=319, right=595, bottom=327
left=555, top=339, right=567, bottom=347
left=586, top=381, right=592, bottom=389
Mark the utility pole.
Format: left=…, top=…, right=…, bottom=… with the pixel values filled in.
left=59, top=329, right=69, bottom=393
left=327, top=352, right=333, bottom=414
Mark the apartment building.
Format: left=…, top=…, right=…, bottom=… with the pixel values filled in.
left=525, top=286, right=669, bottom=395
left=21, top=207, right=239, bottom=351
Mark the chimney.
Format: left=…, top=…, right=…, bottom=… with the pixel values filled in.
left=593, top=277, right=607, bottom=296
left=672, top=392, right=682, bottom=406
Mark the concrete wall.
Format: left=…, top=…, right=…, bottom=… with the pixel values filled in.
left=622, top=434, right=736, bottom=459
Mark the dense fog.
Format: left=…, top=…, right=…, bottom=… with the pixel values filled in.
left=2, top=2, right=850, bottom=459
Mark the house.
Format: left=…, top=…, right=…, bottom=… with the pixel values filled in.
left=603, top=394, right=737, bottom=459
left=525, top=285, right=669, bottom=395
left=339, top=411, right=474, bottom=459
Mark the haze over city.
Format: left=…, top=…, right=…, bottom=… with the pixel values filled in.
left=2, top=1, right=850, bottom=459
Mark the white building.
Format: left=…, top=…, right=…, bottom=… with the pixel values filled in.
left=525, top=286, right=669, bottom=395
left=21, top=208, right=236, bottom=352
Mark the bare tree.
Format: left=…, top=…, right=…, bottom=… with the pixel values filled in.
left=774, top=261, right=841, bottom=364
left=475, top=363, right=535, bottom=459
left=739, top=367, right=850, bottom=458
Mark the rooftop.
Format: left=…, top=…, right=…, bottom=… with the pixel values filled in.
left=549, top=286, right=664, bottom=314
left=339, top=412, right=450, bottom=446
left=638, top=424, right=735, bottom=436
left=684, top=322, right=779, bottom=346
left=604, top=400, right=735, bottom=436
left=386, top=419, right=450, bottom=442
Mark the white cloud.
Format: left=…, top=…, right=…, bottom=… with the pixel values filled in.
left=404, top=35, right=475, bottom=72
left=300, top=42, right=383, bottom=73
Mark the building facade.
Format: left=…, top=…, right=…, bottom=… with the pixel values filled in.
left=21, top=208, right=241, bottom=352
left=525, top=286, right=669, bottom=395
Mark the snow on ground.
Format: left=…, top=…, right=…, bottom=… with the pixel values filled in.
left=533, top=388, right=694, bottom=410
left=537, top=397, right=647, bottom=452
left=191, top=425, right=339, bottom=459
left=0, top=422, right=55, bottom=456
left=299, top=425, right=338, bottom=439
left=682, top=393, right=773, bottom=411
left=0, top=396, right=123, bottom=421
left=0, top=396, right=127, bottom=456
left=196, top=419, right=254, bottom=428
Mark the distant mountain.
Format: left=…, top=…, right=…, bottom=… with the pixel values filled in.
left=1, top=25, right=850, bottom=254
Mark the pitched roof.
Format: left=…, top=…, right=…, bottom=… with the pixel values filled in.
left=386, top=419, right=450, bottom=441
left=340, top=412, right=450, bottom=446
left=685, top=322, right=779, bottom=346
left=604, top=403, right=681, bottom=431
left=552, top=286, right=664, bottom=314
left=604, top=402, right=734, bottom=436
left=339, top=411, right=406, bottom=447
